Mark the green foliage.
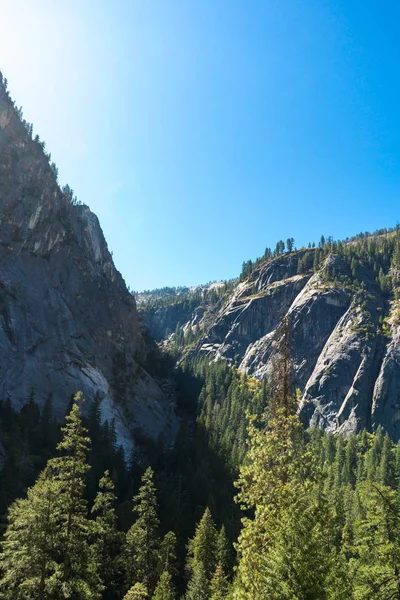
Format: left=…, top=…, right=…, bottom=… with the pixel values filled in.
left=194, top=359, right=266, bottom=472
left=91, top=470, right=124, bottom=599
left=186, top=508, right=218, bottom=584
left=125, top=467, right=160, bottom=594
left=233, top=412, right=400, bottom=599
left=185, top=562, right=208, bottom=600
left=216, top=525, right=232, bottom=575
left=158, top=531, right=178, bottom=580
left=0, top=472, right=61, bottom=599
left=237, top=224, right=400, bottom=294
left=0, top=298, right=400, bottom=600
left=123, top=583, right=149, bottom=600
left=152, top=572, right=175, bottom=600
left=351, top=483, right=400, bottom=599
left=0, top=393, right=102, bottom=599
left=210, top=562, right=229, bottom=600
left=233, top=406, right=339, bottom=599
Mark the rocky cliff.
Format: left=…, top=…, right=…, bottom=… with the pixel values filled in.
left=0, top=74, right=177, bottom=450
left=140, top=242, right=400, bottom=440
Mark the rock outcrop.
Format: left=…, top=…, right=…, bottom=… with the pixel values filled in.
left=0, top=75, right=177, bottom=451
left=371, top=312, right=400, bottom=440
left=140, top=249, right=400, bottom=440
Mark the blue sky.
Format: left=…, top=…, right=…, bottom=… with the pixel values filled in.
left=1, top=1, right=399, bottom=290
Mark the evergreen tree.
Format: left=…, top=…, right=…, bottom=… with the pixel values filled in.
left=378, top=433, right=396, bottom=488
left=125, top=467, right=160, bottom=594
left=0, top=393, right=101, bottom=600
left=152, top=572, right=175, bottom=600
left=91, top=470, right=124, bottom=599
left=0, top=472, right=59, bottom=599
left=233, top=322, right=342, bottom=599
left=352, top=483, right=400, bottom=599
left=186, top=508, right=218, bottom=584
left=158, top=531, right=178, bottom=580
left=185, top=563, right=208, bottom=600
left=123, top=583, right=149, bottom=600
left=216, top=525, right=231, bottom=575
left=286, top=237, right=294, bottom=253
left=343, top=435, right=357, bottom=486
left=210, top=562, right=229, bottom=600
left=47, top=393, right=100, bottom=599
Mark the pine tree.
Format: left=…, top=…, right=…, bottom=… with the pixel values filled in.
left=186, top=508, right=218, bottom=584
left=378, top=433, right=395, bottom=488
left=47, top=393, right=100, bottom=599
left=352, top=482, right=400, bottom=599
left=366, top=426, right=384, bottom=480
left=185, top=562, right=208, bottom=600
left=0, top=471, right=59, bottom=599
left=210, top=562, right=229, bottom=600
left=233, top=321, right=341, bottom=599
left=123, top=583, right=149, bottom=600
left=343, top=435, right=357, bottom=486
left=152, top=572, right=175, bottom=600
left=91, top=470, right=124, bottom=599
left=158, top=531, right=178, bottom=580
left=216, top=525, right=231, bottom=575
left=395, top=441, right=400, bottom=490
left=0, top=393, right=101, bottom=600
left=125, top=467, right=160, bottom=594
left=286, top=237, right=294, bottom=253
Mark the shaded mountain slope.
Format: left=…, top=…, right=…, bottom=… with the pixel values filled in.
left=0, top=73, right=177, bottom=450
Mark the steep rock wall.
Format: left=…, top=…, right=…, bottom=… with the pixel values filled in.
left=0, top=77, right=177, bottom=450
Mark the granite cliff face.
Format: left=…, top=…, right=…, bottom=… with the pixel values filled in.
left=0, top=76, right=176, bottom=450
left=140, top=246, right=400, bottom=440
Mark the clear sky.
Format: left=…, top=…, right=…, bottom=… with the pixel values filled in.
left=1, top=1, right=399, bottom=290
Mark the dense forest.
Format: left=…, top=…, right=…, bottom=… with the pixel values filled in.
left=1, top=320, right=400, bottom=599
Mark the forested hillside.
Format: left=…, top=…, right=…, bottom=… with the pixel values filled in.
left=140, top=226, right=400, bottom=440
left=1, top=325, right=400, bottom=599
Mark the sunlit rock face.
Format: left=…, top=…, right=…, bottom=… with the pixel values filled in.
left=0, top=75, right=177, bottom=452
left=141, top=248, right=400, bottom=440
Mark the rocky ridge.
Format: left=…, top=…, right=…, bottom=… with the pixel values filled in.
left=0, top=74, right=177, bottom=451
left=139, top=243, right=400, bottom=440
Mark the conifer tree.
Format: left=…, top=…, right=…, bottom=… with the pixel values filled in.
left=185, top=508, right=218, bottom=600
left=185, top=563, right=208, bottom=600
left=123, top=583, right=149, bottom=600
left=158, top=531, right=178, bottom=580
left=210, top=562, right=229, bottom=600
left=352, top=482, right=400, bottom=599
left=91, top=470, right=124, bottom=599
left=186, top=507, right=218, bottom=583
left=366, top=426, right=384, bottom=480
left=395, top=441, right=400, bottom=490
left=233, top=319, right=341, bottom=599
left=152, top=571, right=175, bottom=600
left=0, top=392, right=101, bottom=599
left=343, top=434, right=357, bottom=486
left=125, top=467, right=160, bottom=594
left=378, top=433, right=395, bottom=488
left=0, top=471, right=59, bottom=599
left=216, top=525, right=231, bottom=575
left=47, top=393, right=100, bottom=599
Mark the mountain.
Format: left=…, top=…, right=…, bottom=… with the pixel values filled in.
left=0, top=73, right=176, bottom=451
left=139, top=235, right=400, bottom=440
